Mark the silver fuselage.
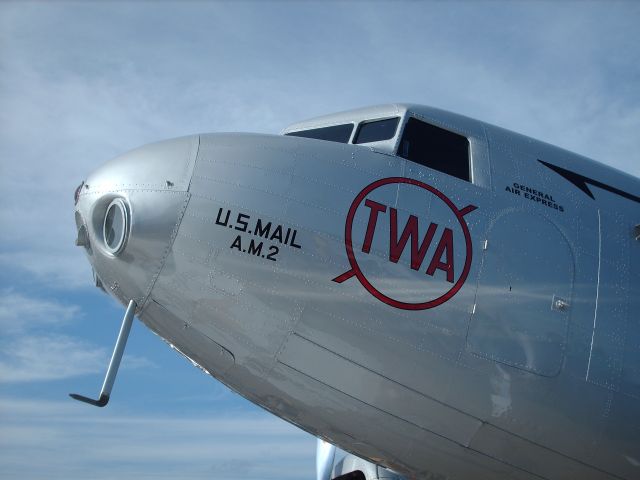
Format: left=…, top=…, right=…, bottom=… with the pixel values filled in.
left=74, top=104, right=640, bottom=480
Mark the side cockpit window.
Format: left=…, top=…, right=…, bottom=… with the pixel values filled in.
left=398, top=117, right=470, bottom=182
left=354, top=117, right=400, bottom=144
left=285, top=123, right=353, bottom=143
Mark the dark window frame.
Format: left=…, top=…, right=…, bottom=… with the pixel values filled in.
left=284, top=123, right=354, bottom=144
left=353, top=117, right=400, bottom=144
left=397, top=116, right=471, bottom=182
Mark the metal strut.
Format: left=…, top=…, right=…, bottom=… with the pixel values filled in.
left=69, top=299, right=137, bottom=407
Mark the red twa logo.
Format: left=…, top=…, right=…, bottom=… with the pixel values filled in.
left=333, top=177, right=477, bottom=310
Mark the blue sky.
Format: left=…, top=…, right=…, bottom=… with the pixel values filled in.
left=1, top=1, right=639, bottom=479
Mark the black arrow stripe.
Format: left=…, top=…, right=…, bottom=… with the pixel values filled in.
left=538, top=159, right=640, bottom=204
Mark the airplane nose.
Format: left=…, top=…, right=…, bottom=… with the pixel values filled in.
left=74, top=135, right=198, bottom=308
left=82, top=135, right=199, bottom=193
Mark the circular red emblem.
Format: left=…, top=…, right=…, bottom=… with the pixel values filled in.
left=333, top=177, right=477, bottom=310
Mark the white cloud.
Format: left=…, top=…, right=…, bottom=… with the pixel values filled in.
left=0, top=333, right=155, bottom=383
left=0, top=334, right=106, bottom=382
left=0, top=396, right=316, bottom=480
left=0, top=289, right=155, bottom=382
left=0, top=251, right=93, bottom=291
left=0, top=289, right=81, bottom=334
left=121, top=353, right=157, bottom=370
left=0, top=291, right=101, bottom=383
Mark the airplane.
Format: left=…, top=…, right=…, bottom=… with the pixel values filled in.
left=70, top=103, right=639, bottom=480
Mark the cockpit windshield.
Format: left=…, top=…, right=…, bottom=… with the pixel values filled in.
left=283, top=106, right=473, bottom=183
left=285, top=123, right=353, bottom=143
left=353, top=117, right=399, bottom=144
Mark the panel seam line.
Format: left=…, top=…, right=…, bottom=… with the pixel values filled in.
left=586, top=209, right=602, bottom=380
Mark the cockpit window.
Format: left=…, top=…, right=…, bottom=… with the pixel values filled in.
left=285, top=123, right=353, bottom=143
left=398, top=117, right=470, bottom=182
left=354, top=117, right=400, bottom=144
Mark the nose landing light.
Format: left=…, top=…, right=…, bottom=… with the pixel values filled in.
left=103, top=198, right=130, bottom=255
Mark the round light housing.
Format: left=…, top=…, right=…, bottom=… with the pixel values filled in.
left=103, top=198, right=129, bottom=255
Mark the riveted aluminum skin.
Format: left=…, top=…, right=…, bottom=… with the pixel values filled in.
left=74, top=135, right=198, bottom=308
left=75, top=104, right=640, bottom=480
